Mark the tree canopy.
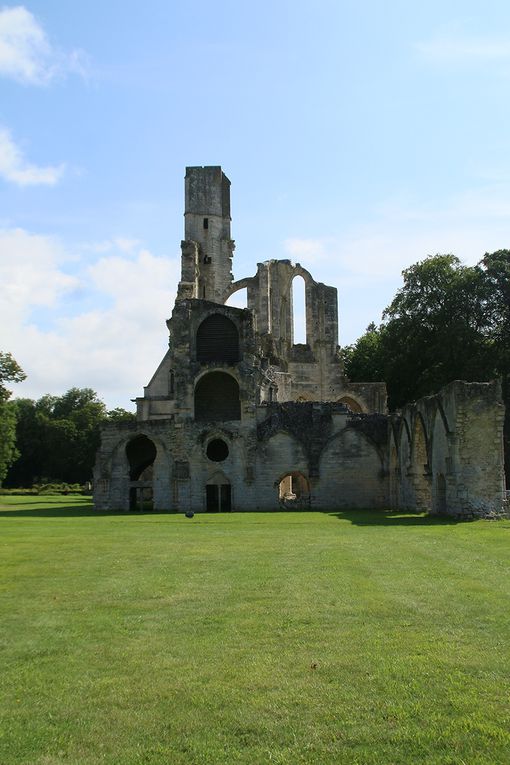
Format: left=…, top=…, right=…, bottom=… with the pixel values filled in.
left=342, top=250, right=510, bottom=478
left=5, top=389, right=135, bottom=487
left=0, top=352, right=26, bottom=484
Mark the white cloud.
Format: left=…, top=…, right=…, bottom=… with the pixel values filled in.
left=416, top=30, right=510, bottom=65
left=0, top=5, right=86, bottom=84
left=0, top=228, right=78, bottom=317
left=1, top=228, right=179, bottom=408
left=84, top=237, right=141, bottom=255
left=0, top=127, right=65, bottom=185
left=283, top=184, right=510, bottom=343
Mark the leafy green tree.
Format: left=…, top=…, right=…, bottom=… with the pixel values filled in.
left=5, top=390, right=135, bottom=486
left=343, top=251, right=510, bottom=480
left=106, top=408, right=137, bottom=423
left=344, top=254, right=498, bottom=409
left=0, top=352, right=26, bottom=403
left=0, top=352, right=26, bottom=484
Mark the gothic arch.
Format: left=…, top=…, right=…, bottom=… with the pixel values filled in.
left=205, top=470, right=232, bottom=512
left=431, top=407, right=450, bottom=515
left=410, top=414, right=432, bottom=511
left=316, top=427, right=386, bottom=509
left=194, top=371, right=241, bottom=422
left=196, top=313, right=239, bottom=363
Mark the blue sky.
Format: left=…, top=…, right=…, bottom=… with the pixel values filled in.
left=2, top=1, right=510, bottom=408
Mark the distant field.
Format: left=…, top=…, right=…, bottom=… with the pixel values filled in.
left=1, top=496, right=509, bottom=765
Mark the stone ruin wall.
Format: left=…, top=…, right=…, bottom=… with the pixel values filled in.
left=93, top=166, right=506, bottom=518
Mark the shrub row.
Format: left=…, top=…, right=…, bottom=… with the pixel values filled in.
left=0, top=483, right=93, bottom=496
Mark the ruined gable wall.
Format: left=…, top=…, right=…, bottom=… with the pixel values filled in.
left=392, top=380, right=505, bottom=517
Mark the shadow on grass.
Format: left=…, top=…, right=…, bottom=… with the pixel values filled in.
left=326, top=509, right=465, bottom=526
left=0, top=503, right=183, bottom=519
left=0, top=500, right=466, bottom=525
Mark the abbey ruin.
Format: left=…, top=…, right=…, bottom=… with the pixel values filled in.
left=94, top=167, right=506, bottom=516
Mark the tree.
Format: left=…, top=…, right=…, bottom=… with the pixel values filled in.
left=5, top=390, right=136, bottom=486
left=343, top=254, right=497, bottom=410
left=0, top=352, right=26, bottom=484
left=343, top=251, right=510, bottom=481
left=0, top=352, right=26, bottom=403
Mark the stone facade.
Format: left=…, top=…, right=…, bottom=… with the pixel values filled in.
left=94, top=166, right=506, bottom=517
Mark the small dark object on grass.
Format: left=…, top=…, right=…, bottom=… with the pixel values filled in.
left=185, top=510, right=194, bottom=518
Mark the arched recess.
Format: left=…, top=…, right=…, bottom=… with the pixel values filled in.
left=389, top=428, right=400, bottom=509
left=411, top=415, right=432, bottom=512
left=278, top=471, right=310, bottom=509
left=292, top=274, right=307, bottom=344
left=126, top=435, right=156, bottom=511
left=206, top=472, right=231, bottom=512
left=316, top=427, right=386, bottom=509
left=255, top=431, right=309, bottom=510
left=436, top=474, right=447, bottom=514
left=397, top=418, right=413, bottom=509
left=194, top=371, right=241, bottom=422
left=337, top=395, right=364, bottom=413
left=196, top=314, right=239, bottom=363
left=431, top=408, right=450, bottom=515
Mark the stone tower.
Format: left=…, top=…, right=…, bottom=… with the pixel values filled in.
left=177, top=166, right=235, bottom=303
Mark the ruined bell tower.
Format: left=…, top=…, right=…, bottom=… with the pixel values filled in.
left=177, top=166, right=235, bottom=303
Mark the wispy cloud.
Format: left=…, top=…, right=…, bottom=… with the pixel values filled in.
left=282, top=183, right=510, bottom=342
left=0, top=228, right=178, bottom=407
left=0, top=5, right=86, bottom=84
left=416, top=29, right=510, bottom=64
left=0, top=127, right=65, bottom=186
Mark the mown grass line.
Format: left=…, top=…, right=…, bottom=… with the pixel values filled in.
left=1, top=496, right=509, bottom=764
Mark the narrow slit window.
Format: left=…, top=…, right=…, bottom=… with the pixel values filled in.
left=203, top=217, right=209, bottom=229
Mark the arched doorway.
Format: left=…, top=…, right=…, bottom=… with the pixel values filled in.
left=194, top=372, right=241, bottom=422
left=126, top=435, right=156, bottom=511
left=206, top=473, right=231, bottom=512
left=278, top=471, right=310, bottom=509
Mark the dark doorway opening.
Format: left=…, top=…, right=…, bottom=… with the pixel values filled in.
left=195, top=372, right=241, bottom=422
left=206, top=483, right=231, bottom=512
left=126, top=435, right=156, bottom=511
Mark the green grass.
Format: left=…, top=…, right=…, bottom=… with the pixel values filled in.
left=1, top=496, right=510, bottom=765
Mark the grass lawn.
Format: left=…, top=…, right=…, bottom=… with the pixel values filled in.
left=1, top=496, right=509, bottom=765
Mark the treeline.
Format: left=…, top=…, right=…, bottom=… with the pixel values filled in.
left=341, top=249, right=510, bottom=476
left=2, top=387, right=135, bottom=487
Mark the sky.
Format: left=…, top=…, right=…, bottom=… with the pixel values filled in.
left=2, top=1, right=510, bottom=409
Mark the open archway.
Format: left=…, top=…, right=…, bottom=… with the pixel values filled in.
left=195, top=372, right=241, bottom=422
left=278, top=471, right=310, bottom=509
left=126, top=435, right=156, bottom=511
left=292, top=274, right=307, bottom=344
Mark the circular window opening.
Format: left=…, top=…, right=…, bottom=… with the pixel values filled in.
left=206, top=439, right=229, bottom=462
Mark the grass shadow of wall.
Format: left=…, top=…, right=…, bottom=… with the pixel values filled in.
left=325, top=509, right=466, bottom=526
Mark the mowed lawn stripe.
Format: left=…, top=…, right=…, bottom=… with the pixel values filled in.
left=1, top=496, right=509, bottom=764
